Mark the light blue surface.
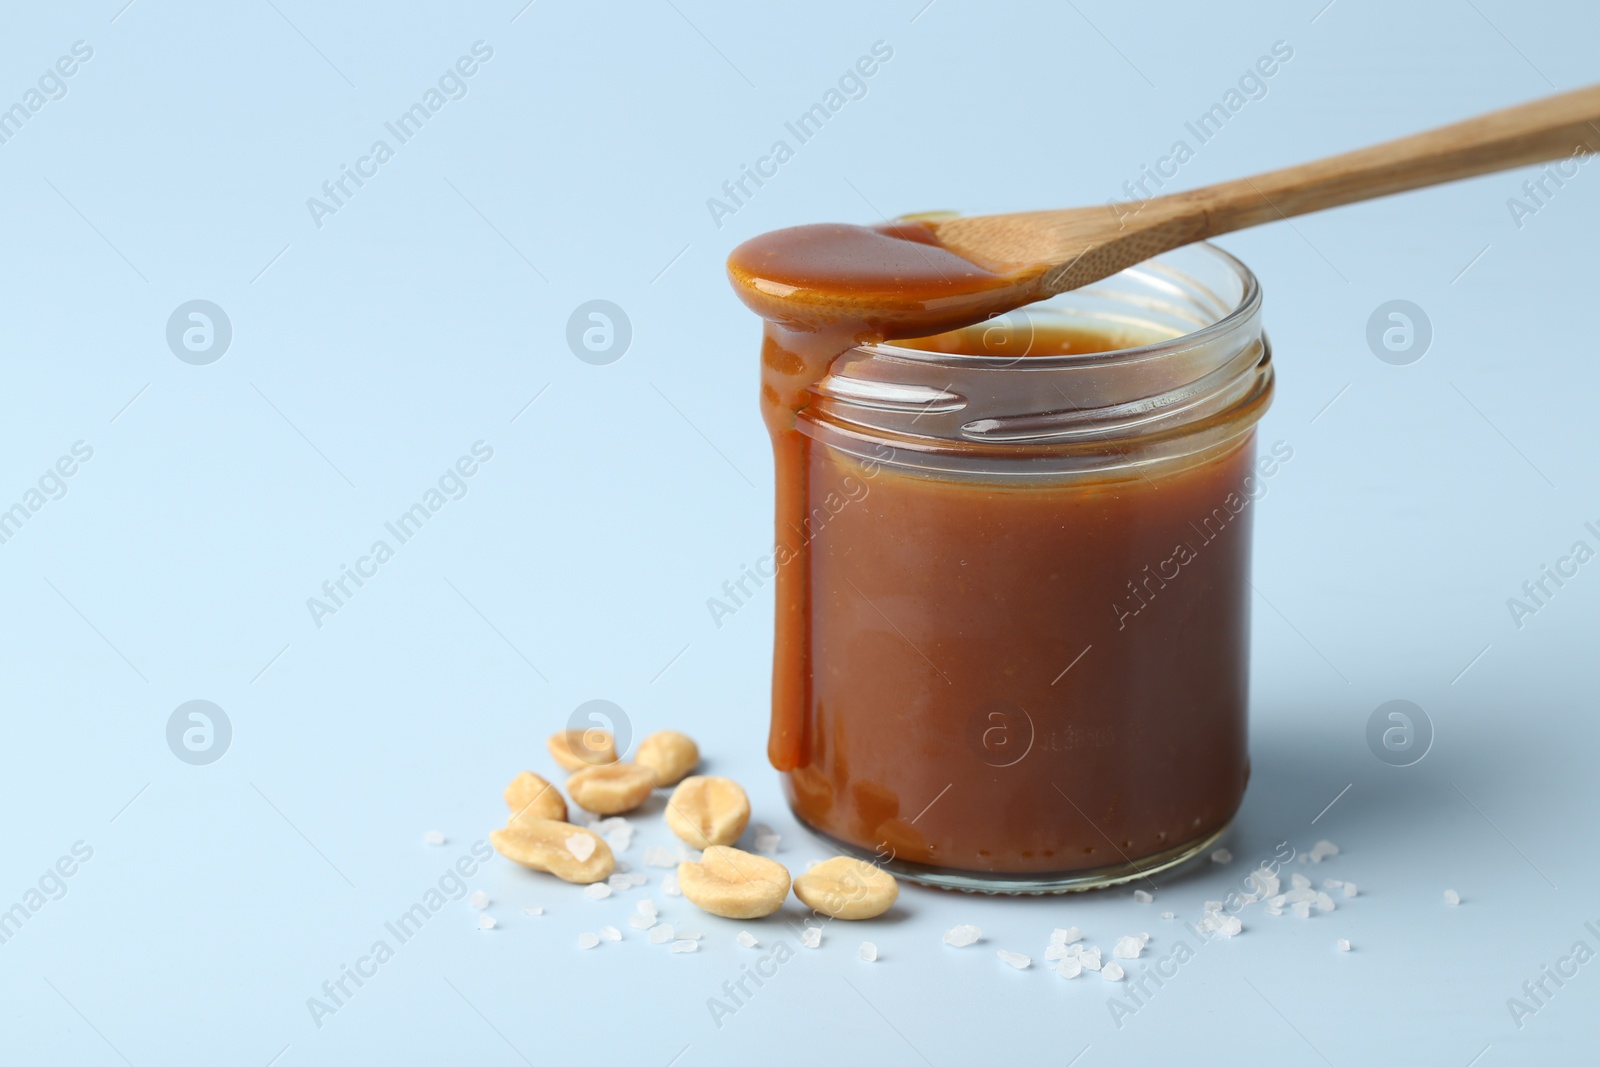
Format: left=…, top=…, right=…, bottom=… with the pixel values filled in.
left=2, top=1, right=1597, bottom=1064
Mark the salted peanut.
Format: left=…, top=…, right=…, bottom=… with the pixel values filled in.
left=679, top=846, right=791, bottom=919
left=503, top=771, right=566, bottom=822
left=634, top=730, right=700, bottom=786
left=793, top=856, right=899, bottom=919
left=546, top=728, right=617, bottom=772
left=664, top=775, right=750, bottom=848
left=567, top=763, right=655, bottom=814
left=490, top=820, right=613, bottom=884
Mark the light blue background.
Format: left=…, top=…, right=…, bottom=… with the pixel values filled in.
left=1, top=1, right=1596, bottom=1064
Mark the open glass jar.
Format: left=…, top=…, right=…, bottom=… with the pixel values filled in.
left=775, top=242, right=1275, bottom=893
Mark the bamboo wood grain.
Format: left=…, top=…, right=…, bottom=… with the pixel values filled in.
left=931, top=84, right=1600, bottom=294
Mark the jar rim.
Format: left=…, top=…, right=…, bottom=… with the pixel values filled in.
left=855, top=241, right=1260, bottom=369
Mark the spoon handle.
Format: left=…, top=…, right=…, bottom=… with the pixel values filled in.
left=1185, top=83, right=1600, bottom=235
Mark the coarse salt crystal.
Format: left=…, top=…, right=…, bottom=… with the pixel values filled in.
left=1444, top=889, right=1461, bottom=906
left=1217, top=916, right=1243, bottom=937
left=1056, top=958, right=1083, bottom=979
left=607, top=874, right=632, bottom=892
left=648, top=924, right=675, bottom=944
left=1336, top=938, right=1351, bottom=952
left=565, top=834, right=597, bottom=863
left=643, top=846, right=677, bottom=868
left=1211, top=848, right=1233, bottom=864
left=1133, top=889, right=1154, bottom=903
left=1044, top=943, right=1071, bottom=961
left=423, top=831, right=445, bottom=846
left=578, top=932, right=600, bottom=949
left=1203, top=900, right=1223, bottom=913
left=997, top=950, right=1031, bottom=969
left=675, top=930, right=703, bottom=941
left=1291, top=873, right=1311, bottom=891
left=661, top=873, right=681, bottom=896
left=1051, top=926, right=1083, bottom=945
left=1078, top=947, right=1102, bottom=971
left=582, top=883, right=612, bottom=900
left=944, top=924, right=982, bottom=948
left=627, top=914, right=656, bottom=930
left=752, top=823, right=781, bottom=853
left=598, top=925, right=621, bottom=941
left=1102, top=961, right=1126, bottom=981
left=1266, top=907, right=1283, bottom=917
left=522, top=906, right=544, bottom=916
left=1113, top=936, right=1144, bottom=959
left=1161, top=911, right=1175, bottom=920
left=1343, top=882, right=1358, bottom=899
left=1291, top=901, right=1311, bottom=919
left=1315, top=892, right=1336, bottom=913
left=670, top=940, right=699, bottom=953
left=478, top=914, right=496, bottom=930
left=801, top=927, right=822, bottom=949
left=859, top=942, right=877, bottom=962
left=1323, top=878, right=1343, bottom=889
left=636, top=898, right=657, bottom=917
left=1139, top=932, right=1151, bottom=943
left=468, top=890, right=490, bottom=910
left=604, top=829, right=633, bottom=853
left=737, top=931, right=759, bottom=949
left=1309, top=839, right=1340, bottom=863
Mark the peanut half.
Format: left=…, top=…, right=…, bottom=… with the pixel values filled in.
left=490, top=819, right=614, bottom=884
left=567, top=763, right=655, bottom=815
left=792, top=856, right=899, bottom=919
left=546, top=728, right=617, bottom=772
left=679, top=846, right=791, bottom=919
left=664, top=775, right=750, bottom=849
left=634, top=730, right=700, bottom=786
left=503, top=771, right=567, bottom=822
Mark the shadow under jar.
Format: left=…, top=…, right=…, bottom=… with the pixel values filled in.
left=775, top=243, right=1276, bottom=893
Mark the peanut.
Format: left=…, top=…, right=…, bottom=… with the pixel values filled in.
left=490, top=819, right=614, bottom=884
left=503, top=771, right=567, bottom=822
left=634, top=730, right=700, bottom=786
left=566, top=762, right=655, bottom=814
left=547, top=728, right=617, bottom=772
left=664, top=775, right=750, bottom=849
left=792, top=856, right=899, bottom=919
left=678, top=846, right=791, bottom=919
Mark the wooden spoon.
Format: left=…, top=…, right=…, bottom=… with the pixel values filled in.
left=929, top=83, right=1600, bottom=296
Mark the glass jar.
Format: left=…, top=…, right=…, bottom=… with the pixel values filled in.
left=776, top=242, right=1275, bottom=893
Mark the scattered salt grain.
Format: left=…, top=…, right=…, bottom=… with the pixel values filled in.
left=598, top=925, right=621, bottom=941
left=671, top=940, right=699, bottom=953
left=1102, top=961, right=1126, bottom=981
left=1308, top=839, right=1340, bottom=864
left=1336, top=938, right=1351, bottom=952
left=1323, top=878, right=1343, bottom=889
left=565, top=834, right=597, bottom=863
left=1133, top=889, right=1154, bottom=903
left=468, top=890, right=490, bottom=910
left=522, top=906, right=544, bottom=917
left=1113, top=936, right=1144, bottom=959
left=737, top=931, right=759, bottom=949
left=752, top=823, right=782, bottom=853
left=1291, top=873, right=1311, bottom=891
left=1211, top=848, right=1233, bottom=864
left=1343, top=882, right=1358, bottom=899
left=859, top=942, right=877, bottom=962
left=604, top=829, right=633, bottom=853
left=1203, top=900, right=1223, bottom=913
left=423, top=830, right=445, bottom=846
left=1217, top=915, right=1243, bottom=937
left=636, top=899, right=658, bottom=918
left=661, top=873, right=681, bottom=896
left=801, top=927, right=822, bottom=949
left=944, top=924, right=982, bottom=948
left=628, top=914, right=657, bottom=930
left=478, top=914, right=496, bottom=930
left=1161, top=911, right=1175, bottom=920
left=578, top=932, right=600, bottom=949
left=997, top=950, right=1030, bottom=969
left=648, top=924, right=675, bottom=944
left=643, top=846, right=678, bottom=868
left=1050, top=926, right=1083, bottom=945
left=1139, top=932, right=1151, bottom=943
left=1077, top=947, right=1102, bottom=971
left=1044, top=943, right=1071, bottom=961
left=675, top=930, right=703, bottom=941
left=1315, top=892, right=1336, bottom=913
left=1291, top=901, right=1312, bottom=919
left=582, top=883, right=612, bottom=900
left=1444, top=889, right=1461, bottom=906
left=1056, top=959, right=1083, bottom=979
